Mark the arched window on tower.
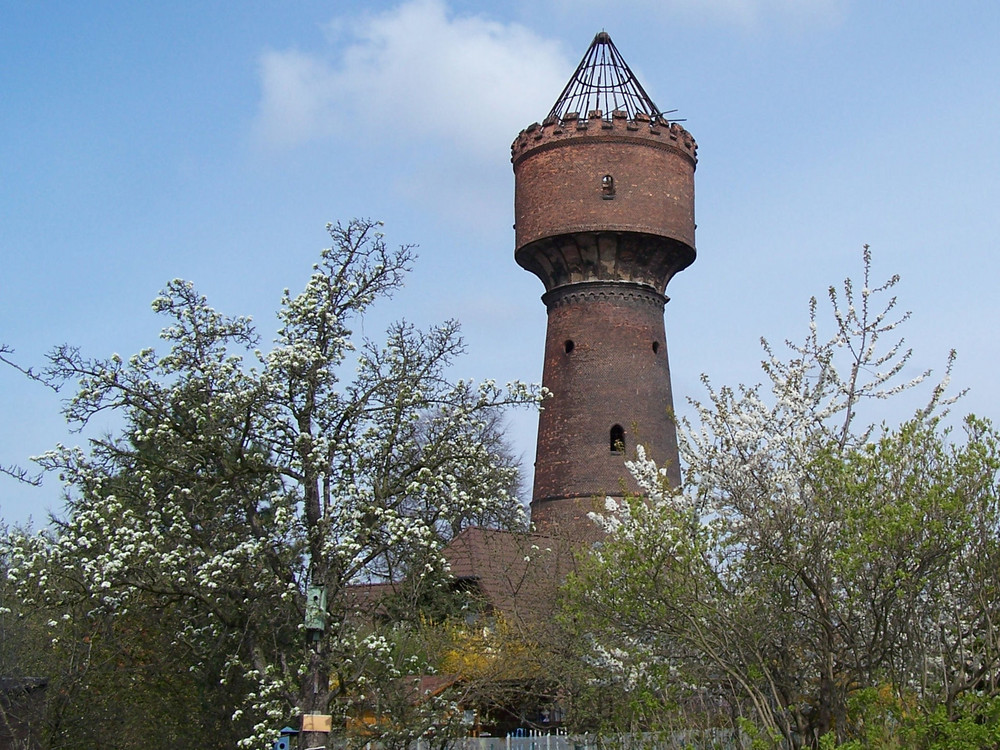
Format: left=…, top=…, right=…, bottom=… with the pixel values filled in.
left=601, top=174, right=615, bottom=199
left=610, top=424, right=625, bottom=454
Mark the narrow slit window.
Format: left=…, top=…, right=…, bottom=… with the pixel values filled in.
left=564, top=339, right=575, bottom=354
left=610, top=424, right=625, bottom=453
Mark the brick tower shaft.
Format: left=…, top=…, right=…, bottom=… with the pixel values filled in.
left=512, top=33, right=697, bottom=536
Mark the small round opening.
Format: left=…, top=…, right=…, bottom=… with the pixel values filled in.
left=652, top=341, right=660, bottom=354
left=564, top=340, right=575, bottom=354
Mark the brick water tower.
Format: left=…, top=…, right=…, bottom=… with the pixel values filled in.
left=512, top=32, right=697, bottom=535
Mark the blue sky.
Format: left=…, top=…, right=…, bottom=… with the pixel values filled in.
left=3, top=1, right=999, bottom=526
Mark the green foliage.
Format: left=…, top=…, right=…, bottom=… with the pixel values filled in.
left=564, top=249, right=1000, bottom=748
left=911, top=695, right=1000, bottom=749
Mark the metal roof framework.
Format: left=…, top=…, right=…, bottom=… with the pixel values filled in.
left=546, top=31, right=675, bottom=122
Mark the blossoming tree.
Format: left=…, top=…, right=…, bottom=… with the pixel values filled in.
left=7, top=219, right=538, bottom=749
left=566, top=248, right=1000, bottom=747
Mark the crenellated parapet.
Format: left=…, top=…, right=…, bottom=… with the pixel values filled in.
left=511, top=110, right=697, bottom=168
left=513, top=108, right=697, bottom=287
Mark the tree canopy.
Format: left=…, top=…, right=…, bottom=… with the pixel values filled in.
left=5, top=219, right=538, bottom=749
left=564, top=248, right=1000, bottom=748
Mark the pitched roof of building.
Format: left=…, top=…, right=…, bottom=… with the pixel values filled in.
left=443, top=526, right=579, bottom=625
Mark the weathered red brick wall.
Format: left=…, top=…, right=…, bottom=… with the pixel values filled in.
left=529, top=282, right=681, bottom=534
left=511, top=112, right=696, bottom=537
left=513, top=114, right=696, bottom=264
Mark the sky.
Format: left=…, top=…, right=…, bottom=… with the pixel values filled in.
left=3, top=1, right=999, bottom=527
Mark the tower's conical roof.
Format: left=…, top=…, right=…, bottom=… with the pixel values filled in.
left=547, top=32, right=669, bottom=121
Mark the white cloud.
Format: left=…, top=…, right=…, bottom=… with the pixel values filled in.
left=254, top=0, right=570, bottom=157
left=256, top=49, right=339, bottom=148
